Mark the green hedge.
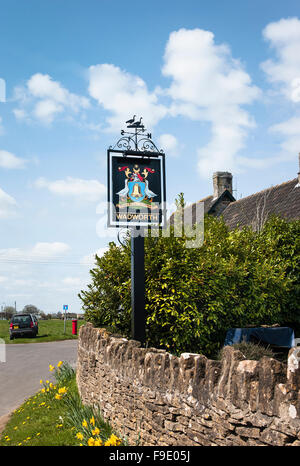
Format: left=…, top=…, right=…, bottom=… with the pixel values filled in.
left=79, top=214, right=300, bottom=358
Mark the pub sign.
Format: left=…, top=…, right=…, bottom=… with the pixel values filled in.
left=107, top=149, right=166, bottom=228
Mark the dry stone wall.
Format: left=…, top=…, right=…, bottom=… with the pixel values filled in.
left=77, top=323, right=300, bottom=446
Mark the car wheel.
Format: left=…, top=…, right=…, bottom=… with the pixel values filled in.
left=9, top=335, right=14, bottom=340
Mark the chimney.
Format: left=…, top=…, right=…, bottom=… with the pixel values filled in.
left=213, top=172, right=233, bottom=199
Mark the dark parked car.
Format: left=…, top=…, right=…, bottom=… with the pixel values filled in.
left=9, top=314, right=38, bottom=340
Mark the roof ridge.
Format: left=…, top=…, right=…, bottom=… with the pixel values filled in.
left=193, top=194, right=213, bottom=205
left=227, top=178, right=298, bottom=206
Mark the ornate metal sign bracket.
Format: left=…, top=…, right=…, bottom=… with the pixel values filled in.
left=110, top=116, right=163, bottom=156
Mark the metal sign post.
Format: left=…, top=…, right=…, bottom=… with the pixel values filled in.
left=107, top=117, right=166, bottom=346
left=63, top=304, right=68, bottom=334
left=131, top=228, right=145, bottom=344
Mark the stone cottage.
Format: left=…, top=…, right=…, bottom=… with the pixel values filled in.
left=170, top=154, right=300, bottom=230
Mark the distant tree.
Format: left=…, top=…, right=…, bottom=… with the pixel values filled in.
left=57, top=312, right=62, bottom=319
left=22, top=304, right=41, bottom=315
left=2, top=306, right=16, bottom=320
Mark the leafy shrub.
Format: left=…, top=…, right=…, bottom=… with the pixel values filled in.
left=79, top=212, right=300, bottom=358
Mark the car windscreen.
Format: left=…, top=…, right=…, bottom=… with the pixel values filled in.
left=12, top=315, right=31, bottom=325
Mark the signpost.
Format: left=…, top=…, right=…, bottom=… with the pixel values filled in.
left=63, top=304, right=68, bottom=334
left=107, top=117, right=166, bottom=345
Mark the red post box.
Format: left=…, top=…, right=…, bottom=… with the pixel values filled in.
left=72, top=319, right=77, bottom=335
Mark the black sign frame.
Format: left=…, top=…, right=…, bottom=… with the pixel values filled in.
left=107, top=149, right=166, bottom=229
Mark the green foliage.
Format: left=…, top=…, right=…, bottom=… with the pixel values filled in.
left=79, top=240, right=132, bottom=335
left=79, top=208, right=300, bottom=358
left=54, top=361, right=75, bottom=384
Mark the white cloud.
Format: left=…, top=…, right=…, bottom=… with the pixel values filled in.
left=262, top=17, right=300, bottom=102
left=162, top=28, right=260, bottom=177
left=270, top=116, right=300, bottom=136
left=88, top=64, right=167, bottom=131
left=14, top=73, right=90, bottom=124
left=0, top=78, right=5, bottom=102
left=34, top=176, right=106, bottom=202
left=13, top=108, right=27, bottom=120
left=0, top=150, right=26, bottom=169
left=0, top=242, right=70, bottom=261
left=261, top=18, right=300, bottom=163
left=62, top=277, right=83, bottom=286
left=269, top=116, right=300, bottom=159
left=158, top=133, right=179, bottom=156
left=33, top=99, right=63, bottom=122
left=0, top=187, right=17, bottom=218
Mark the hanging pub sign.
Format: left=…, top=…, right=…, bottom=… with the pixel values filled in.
left=107, top=117, right=166, bottom=228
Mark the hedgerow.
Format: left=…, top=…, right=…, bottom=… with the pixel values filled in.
left=79, top=212, right=300, bottom=358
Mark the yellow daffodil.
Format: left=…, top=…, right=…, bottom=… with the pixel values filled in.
left=57, top=361, right=63, bottom=368
left=92, top=427, right=100, bottom=436
left=14, top=426, right=18, bottom=430
left=18, top=443, right=22, bottom=446
left=55, top=394, right=62, bottom=400
left=89, top=415, right=95, bottom=426
left=49, top=364, right=54, bottom=372
left=104, top=434, right=122, bottom=446
left=76, top=432, right=84, bottom=440
left=36, top=433, right=41, bottom=436
left=39, top=380, right=43, bottom=384
left=58, top=387, right=67, bottom=394
left=94, top=438, right=103, bottom=446
left=88, top=437, right=95, bottom=446
left=82, top=419, right=88, bottom=428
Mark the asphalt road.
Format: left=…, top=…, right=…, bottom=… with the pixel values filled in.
left=0, top=340, right=78, bottom=417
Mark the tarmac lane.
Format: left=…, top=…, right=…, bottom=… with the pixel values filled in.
left=0, top=340, right=78, bottom=418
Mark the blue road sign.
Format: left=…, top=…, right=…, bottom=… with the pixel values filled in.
left=63, top=305, right=68, bottom=311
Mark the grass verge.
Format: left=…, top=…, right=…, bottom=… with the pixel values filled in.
left=0, top=361, right=125, bottom=446
left=0, top=319, right=86, bottom=344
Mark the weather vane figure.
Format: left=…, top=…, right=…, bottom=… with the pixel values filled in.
left=110, top=116, right=162, bottom=153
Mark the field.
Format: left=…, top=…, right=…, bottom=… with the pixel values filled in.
left=0, top=319, right=86, bottom=344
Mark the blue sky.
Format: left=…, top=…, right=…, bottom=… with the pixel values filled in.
left=0, top=0, right=300, bottom=314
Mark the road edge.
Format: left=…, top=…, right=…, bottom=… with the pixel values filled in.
left=0, top=412, right=12, bottom=436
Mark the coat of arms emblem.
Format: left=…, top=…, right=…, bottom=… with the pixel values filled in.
left=117, top=164, right=157, bottom=208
